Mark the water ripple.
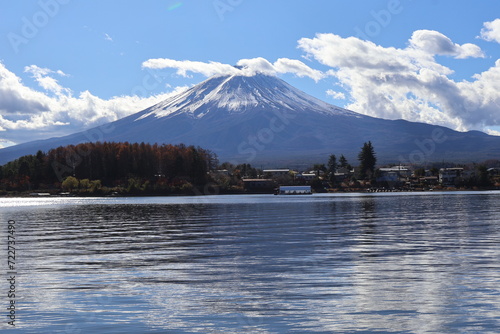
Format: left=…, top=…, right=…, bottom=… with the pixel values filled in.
left=1, top=192, right=499, bottom=333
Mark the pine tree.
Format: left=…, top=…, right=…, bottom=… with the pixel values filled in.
left=358, top=141, right=377, bottom=180
left=339, top=155, right=348, bottom=169
left=328, top=154, right=337, bottom=184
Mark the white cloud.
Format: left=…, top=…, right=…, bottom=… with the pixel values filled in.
left=236, top=57, right=276, bottom=76
left=142, top=57, right=325, bottom=81
left=142, top=59, right=239, bottom=77
left=485, top=128, right=500, bottom=136
left=298, top=32, right=499, bottom=132
left=104, top=33, right=113, bottom=42
left=480, top=18, right=500, bottom=44
left=409, top=30, right=484, bottom=59
left=273, top=58, right=325, bottom=82
left=326, top=89, right=345, bottom=100
left=0, top=62, right=186, bottom=145
left=24, top=65, right=71, bottom=96
left=0, top=139, right=16, bottom=149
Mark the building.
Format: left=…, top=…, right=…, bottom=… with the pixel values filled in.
left=333, top=167, right=353, bottom=183
left=277, top=186, right=312, bottom=195
left=487, top=168, right=500, bottom=176
left=418, top=176, right=439, bottom=186
left=376, top=166, right=411, bottom=184
left=439, top=168, right=464, bottom=185
left=263, top=169, right=290, bottom=177
left=242, top=179, right=275, bottom=193
left=215, top=169, right=230, bottom=176
left=297, top=173, right=316, bottom=181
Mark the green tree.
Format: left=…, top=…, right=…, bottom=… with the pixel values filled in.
left=18, top=159, right=31, bottom=177
left=358, top=141, right=377, bottom=180
left=62, top=176, right=79, bottom=191
left=190, top=147, right=207, bottom=184
left=477, top=165, right=491, bottom=187
left=79, top=179, right=91, bottom=189
left=219, top=162, right=235, bottom=171
left=90, top=180, right=102, bottom=193
left=236, top=163, right=258, bottom=178
left=327, top=154, right=337, bottom=185
left=33, top=150, right=46, bottom=183
left=339, top=155, right=348, bottom=169
left=126, top=178, right=141, bottom=194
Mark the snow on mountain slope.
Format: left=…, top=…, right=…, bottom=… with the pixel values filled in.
left=136, top=74, right=358, bottom=120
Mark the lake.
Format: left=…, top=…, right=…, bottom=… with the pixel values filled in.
left=1, top=192, right=499, bottom=333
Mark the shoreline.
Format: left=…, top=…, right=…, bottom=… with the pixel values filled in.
left=3, top=186, right=499, bottom=198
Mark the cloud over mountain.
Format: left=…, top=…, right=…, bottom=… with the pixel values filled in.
left=142, top=57, right=325, bottom=82
left=142, top=29, right=499, bottom=135
left=298, top=30, right=499, bottom=132
left=0, top=62, right=186, bottom=148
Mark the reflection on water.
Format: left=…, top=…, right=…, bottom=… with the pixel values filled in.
left=1, top=192, right=499, bottom=333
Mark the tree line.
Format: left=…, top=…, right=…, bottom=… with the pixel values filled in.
left=1, top=140, right=498, bottom=195
left=0, top=140, right=379, bottom=194
left=0, top=142, right=217, bottom=194
left=312, top=141, right=377, bottom=185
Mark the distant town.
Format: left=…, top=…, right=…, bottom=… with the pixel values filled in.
left=0, top=141, right=499, bottom=197
left=238, top=165, right=500, bottom=194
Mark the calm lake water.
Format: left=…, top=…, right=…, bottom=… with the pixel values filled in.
left=1, top=192, right=499, bottom=333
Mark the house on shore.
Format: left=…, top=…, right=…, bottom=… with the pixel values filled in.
left=376, top=166, right=411, bottom=186
left=263, top=169, right=290, bottom=177
left=297, top=173, right=316, bottom=181
left=439, top=168, right=464, bottom=185
left=417, top=176, right=439, bottom=186
left=242, top=179, right=275, bottom=193
left=488, top=168, right=500, bottom=176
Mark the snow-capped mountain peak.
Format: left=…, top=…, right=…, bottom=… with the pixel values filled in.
left=136, top=73, right=356, bottom=121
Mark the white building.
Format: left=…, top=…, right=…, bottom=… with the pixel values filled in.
left=277, top=186, right=312, bottom=195
left=263, top=169, right=290, bottom=176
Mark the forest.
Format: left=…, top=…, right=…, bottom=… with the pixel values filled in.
left=0, top=142, right=218, bottom=195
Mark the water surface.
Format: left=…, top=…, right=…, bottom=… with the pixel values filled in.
left=1, top=192, right=499, bottom=333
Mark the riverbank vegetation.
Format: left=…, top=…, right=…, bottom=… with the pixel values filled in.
left=0, top=141, right=499, bottom=196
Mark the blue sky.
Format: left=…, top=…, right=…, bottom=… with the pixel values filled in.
left=1, top=0, right=500, bottom=148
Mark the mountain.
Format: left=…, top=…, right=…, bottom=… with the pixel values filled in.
left=1, top=73, right=500, bottom=166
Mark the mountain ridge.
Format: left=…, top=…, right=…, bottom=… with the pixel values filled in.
left=1, top=73, right=499, bottom=166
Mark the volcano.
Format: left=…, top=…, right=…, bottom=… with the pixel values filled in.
left=1, top=73, right=500, bottom=166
